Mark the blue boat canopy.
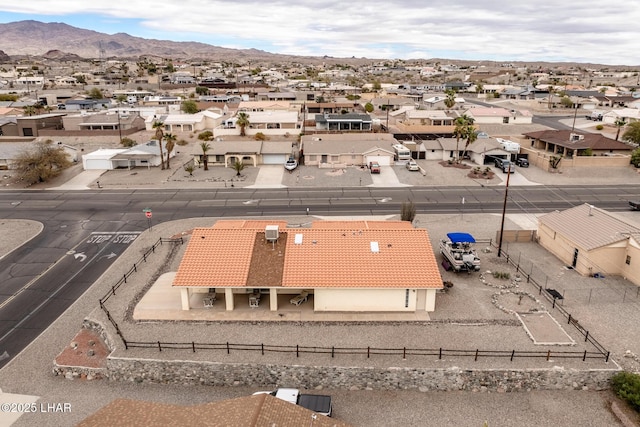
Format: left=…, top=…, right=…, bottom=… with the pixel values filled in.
left=447, top=232, right=476, bottom=243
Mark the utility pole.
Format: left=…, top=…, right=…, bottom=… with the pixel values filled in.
left=497, top=169, right=512, bottom=257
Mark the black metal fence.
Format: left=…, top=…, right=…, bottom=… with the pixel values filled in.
left=497, top=243, right=610, bottom=360
left=98, top=237, right=183, bottom=343
left=120, top=340, right=607, bottom=362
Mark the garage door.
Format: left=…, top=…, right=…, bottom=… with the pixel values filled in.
left=83, top=159, right=113, bottom=170
left=263, top=154, right=287, bottom=165
left=366, top=155, right=391, bottom=166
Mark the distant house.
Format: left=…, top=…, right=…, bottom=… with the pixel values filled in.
left=16, top=113, right=65, bottom=137
left=538, top=204, right=640, bottom=286
left=301, top=133, right=397, bottom=167
left=82, top=141, right=172, bottom=170
left=523, top=130, right=633, bottom=157
left=172, top=220, right=443, bottom=314
left=315, top=113, right=372, bottom=132
left=195, top=139, right=294, bottom=168
left=464, top=107, right=533, bottom=125
left=215, top=111, right=299, bottom=138
left=146, top=111, right=223, bottom=133
left=65, top=99, right=113, bottom=111
left=394, top=109, right=456, bottom=134
left=62, top=111, right=145, bottom=133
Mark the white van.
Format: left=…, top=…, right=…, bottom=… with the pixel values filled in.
left=392, top=144, right=411, bottom=161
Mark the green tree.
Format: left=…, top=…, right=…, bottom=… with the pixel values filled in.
left=87, top=88, right=104, bottom=99
left=200, top=141, right=210, bottom=171
left=614, top=118, right=627, bottom=141
left=22, top=105, right=36, bottom=116
left=152, top=121, right=166, bottom=170
left=444, top=89, right=456, bottom=109
left=195, top=86, right=208, bottom=95
left=164, top=133, right=177, bottom=169
left=622, top=122, right=640, bottom=145
left=120, top=137, right=136, bottom=147
left=611, top=372, right=640, bottom=412
left=630, top=147, right=640, bottom=168
left=236, top=112, right=250, bottom=137
left=181, top=100, right=198, bottom=114
left=116, top=94, right=127, bottom=104
left=372, top=80, right=382, bottom=91
left=364, top=102, right=374, bottom=113
left=14, top=140, right=72, bottom=185
left=197, top=130, right=213, bottom=141
left=232, top=159, right=245, bottom=176
left=560, top=96, right=573, bottom=108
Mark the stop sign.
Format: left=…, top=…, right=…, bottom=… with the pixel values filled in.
left=145, top=211, right=152, bottom=219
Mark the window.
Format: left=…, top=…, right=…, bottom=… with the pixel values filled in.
left=626, top=255, right=631, bottom=265
left=405, top=289, right=410, bottom=308
left=22, top=128, right=33, bottom=136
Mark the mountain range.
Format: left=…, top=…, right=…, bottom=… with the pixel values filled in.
left=0, top=20, right=288, bottom=61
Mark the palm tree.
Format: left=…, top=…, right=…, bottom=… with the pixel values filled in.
left=444, top=89, right=456, bottom=110
left=200, top=141, right=210, bottom=171
left=152, top=121, right=165, bottom=170
left=460, top=123, right=478, bottom=161
left=232, top=159, right=245, bottom=176
left=164, top=133, right=177, bottom=169
left=453, top=115, right=473, bottom=162
left=236, top=112, right=250, bottom=137
left=614, top=118, right=627, bottom=141
left=23, top=105, right=36, bottom=116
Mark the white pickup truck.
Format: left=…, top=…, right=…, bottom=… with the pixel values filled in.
left=253, top=388, right=333, bottom=416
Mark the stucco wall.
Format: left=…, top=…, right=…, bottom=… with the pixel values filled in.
left=314, top=288, right=416, bottom=312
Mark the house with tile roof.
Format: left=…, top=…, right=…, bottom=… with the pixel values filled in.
left=194, top=139, right=294, bottom=168
left=77, top=394, right=352, bottom=427
left=172, top=220, right=443, bottom=313
left=521, top=129, right=634, bottom=170
left=464, top=107, right=533, bottom=125
left=537, top=204, right=640, bottom=286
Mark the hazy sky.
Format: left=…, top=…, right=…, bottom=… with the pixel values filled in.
left=1, top=1, right=639, bottom=65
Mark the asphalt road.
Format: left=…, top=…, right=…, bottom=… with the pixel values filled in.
left=0, top=184, right=638, bottom=368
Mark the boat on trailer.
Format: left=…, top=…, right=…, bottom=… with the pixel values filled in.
left=439, top=232, right=481, bottom=272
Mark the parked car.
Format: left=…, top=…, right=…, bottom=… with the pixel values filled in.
left=516, top=158, right=529, bottom=167
left=369, top=161, right=381, bottom=174
left=253, top=388, right=332, bottom=417
left=494, top=158, right=514, bottom=173
left=406, top=159, right=420, bottom=171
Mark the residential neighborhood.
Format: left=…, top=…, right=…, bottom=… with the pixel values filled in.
left=2, top=21, right=640, bottom=427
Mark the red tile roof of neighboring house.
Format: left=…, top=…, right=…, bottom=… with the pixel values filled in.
left=76, top=394, right=352, bottom=427
left=173, top=220, right=442, bottom=289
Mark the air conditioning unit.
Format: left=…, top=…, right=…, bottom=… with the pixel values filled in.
left=265, top=225, right=279, bottom=242
left=570, top=133, right=584, bottom=141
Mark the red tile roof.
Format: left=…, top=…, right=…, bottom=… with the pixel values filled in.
left=173, top=221, right=442, bottom=289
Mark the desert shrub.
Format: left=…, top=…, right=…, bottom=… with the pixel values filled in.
left=176, top=139, right=189, bottom=146
left=596, top=124, right=604, bottom=130
left=254, top=132, right=269, bottom=141
left=492, top=271, right=511, bottom=280
left=611, top=372, right=640, bottom=412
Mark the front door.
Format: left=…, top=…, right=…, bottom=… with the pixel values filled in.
left=572, top=248, right=579, bottom=268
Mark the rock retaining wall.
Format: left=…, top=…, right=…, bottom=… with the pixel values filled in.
left=103, top=357, right=616, bottom=392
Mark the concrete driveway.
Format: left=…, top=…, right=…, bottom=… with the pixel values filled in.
left=247, top=165, right=286, bottom=188
left=368, top=165, right=410, bottom=187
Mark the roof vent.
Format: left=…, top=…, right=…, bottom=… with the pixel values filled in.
left=370, top=241, right=380, bottom=253
left=265, top=225, right=279, bottom=242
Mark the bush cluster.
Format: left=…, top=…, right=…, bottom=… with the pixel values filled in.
left=611, top=372, right=640, bottom=412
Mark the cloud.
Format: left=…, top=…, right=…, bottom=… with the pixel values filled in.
left=1, top=0, right=640, bottom=64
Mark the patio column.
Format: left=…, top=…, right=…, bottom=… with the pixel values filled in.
left=180, top=288, right=190, bottom=311
left=425, top=289, right=436, bottom=312
left=269, top=289, right=278, bottom=311
left=225, top=288, right=234, bottom=311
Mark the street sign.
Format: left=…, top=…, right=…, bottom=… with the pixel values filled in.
left=145, top=211, right=152, bottom=219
